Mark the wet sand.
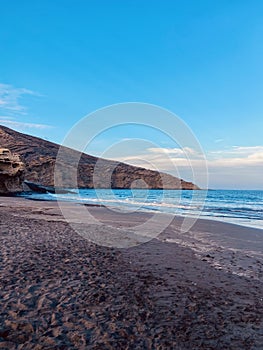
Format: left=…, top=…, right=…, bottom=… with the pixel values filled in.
left=0, top=197, right=263, bottom=349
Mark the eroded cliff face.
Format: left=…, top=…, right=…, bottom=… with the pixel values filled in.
left=0, top=148, right=25, bottom=194
left=0, top=126, right=200, bottom=190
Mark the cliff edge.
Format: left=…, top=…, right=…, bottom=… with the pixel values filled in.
left=0, top=125, right=200, bottom=190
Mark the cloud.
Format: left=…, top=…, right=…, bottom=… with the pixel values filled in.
left=0, top=115, right=15, bottom=120
left=208, top=146, right=263, bottom=167
left=110, top=145, right=263, bottom=168
left=210, top=146, right=263, bottom=156
left=0, top=83, right=52, bottom=132
left=215, top=138, right=224, bottom=143
left=147, top=147, right=203, bottom=158
left=111, top=146, right=206, bottom=169
left=0, top=83, right=39, bottom=115
left=0, top=119, right=52, bottom=130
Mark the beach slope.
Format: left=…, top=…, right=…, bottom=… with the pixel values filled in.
left=0, top=198, right=263, bottom=349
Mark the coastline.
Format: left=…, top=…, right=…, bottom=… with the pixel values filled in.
left=1, top=197, right=263, bottom=348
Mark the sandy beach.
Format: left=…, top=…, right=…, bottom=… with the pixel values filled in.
left=0, top=197, right=263, bottom=349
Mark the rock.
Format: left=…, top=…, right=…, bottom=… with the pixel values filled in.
left=23, top=180, right=76, bottom=194
left=0, top=148, right=25, bottom=194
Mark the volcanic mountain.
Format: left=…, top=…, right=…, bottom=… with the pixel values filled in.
left=0, top=125, right=199, bottom=190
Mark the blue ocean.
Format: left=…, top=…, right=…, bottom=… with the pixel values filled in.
left=20, top=189, right=263, bottom=230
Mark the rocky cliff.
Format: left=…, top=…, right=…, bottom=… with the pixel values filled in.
left=0, top=125, right=200, bottom=190
left=0, top=148, right=25, bottom=194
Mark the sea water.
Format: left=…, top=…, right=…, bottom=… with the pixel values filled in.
left=20, top=189, right=263, bottom=230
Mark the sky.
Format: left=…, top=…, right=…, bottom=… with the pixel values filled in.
left=0, top=0, right=262, bottom=189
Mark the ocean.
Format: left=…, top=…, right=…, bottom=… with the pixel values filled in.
left=20, top=189, right=263, bottom=230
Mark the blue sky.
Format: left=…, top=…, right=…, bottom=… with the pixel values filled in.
left=0, top=0, right=262, bottom=189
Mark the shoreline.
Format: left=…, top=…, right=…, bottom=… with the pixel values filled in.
left=14, top=192, right=263, bottom=231
left=2, top=194, right=263, bottom=231
left=1, top=197, right=263, bottom=348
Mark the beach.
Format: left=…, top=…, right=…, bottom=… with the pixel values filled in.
left=1, top=197, right=263, bottom=349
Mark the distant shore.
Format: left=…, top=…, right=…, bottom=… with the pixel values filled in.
left=0, top=197, right=263, bottom=349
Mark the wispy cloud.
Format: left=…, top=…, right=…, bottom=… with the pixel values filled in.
left=147, top=147, right=203, bottom=159
left=210, top=145, right=263, bottom=156
left=214, top=138, right=224, bottom=143
left=0, top=83, right=52, bottom=132
left=0, top=83, right=38, bottom=115
left=0, top=119, right=52, bottom=130
left=111, top=147, right=205, bottom=170
left=0, top=115, right=15, bottom=120
left=141, top=146, right=263, bottom=168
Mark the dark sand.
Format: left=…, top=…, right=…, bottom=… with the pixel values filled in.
left=0, top=198, right=263, bottom=349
